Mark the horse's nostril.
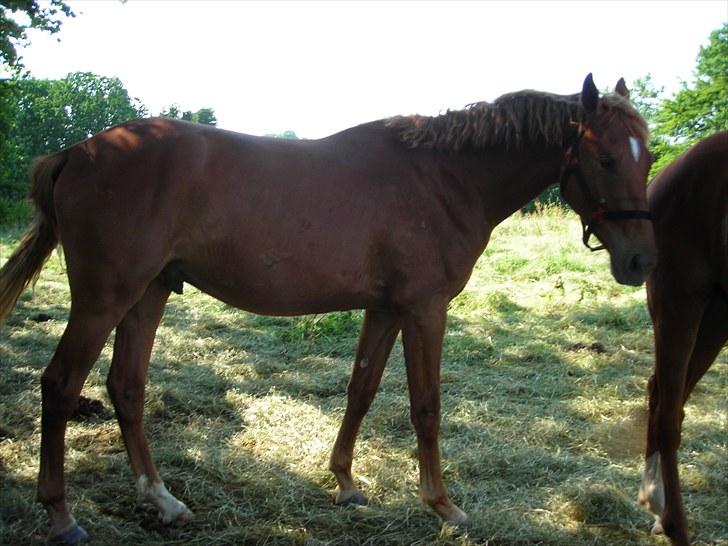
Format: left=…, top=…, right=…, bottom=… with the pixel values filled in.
left=629, top=253, right=656, bottom=276
left=629, top=254, right=641, bottom=273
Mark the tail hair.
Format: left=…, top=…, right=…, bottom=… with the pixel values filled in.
left=0, top=152, right=67, bottom=323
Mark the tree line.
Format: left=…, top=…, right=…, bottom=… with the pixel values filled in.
left=0, top=2, right=221, bottom=223
left=632, top=22, right=726, bottom=175
left=0, top=70, right=218, bottom=224
left=0, top=2, right=725, bottom=223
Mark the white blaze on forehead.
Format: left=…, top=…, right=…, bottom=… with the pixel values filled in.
left=629, top=136, right=641, bottom=162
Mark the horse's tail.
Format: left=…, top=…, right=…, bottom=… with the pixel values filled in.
left=0, top=151, right=68, bottom=323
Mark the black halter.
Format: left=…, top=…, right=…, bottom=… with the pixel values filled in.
left=559, top=128, right=652, bottom=251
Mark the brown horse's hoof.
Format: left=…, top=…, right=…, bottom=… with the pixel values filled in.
left=442, top=506, right=469, bottom=529
left=49, top=523, right=90, bottom=544
left=332, top=488, right=368, bottom=506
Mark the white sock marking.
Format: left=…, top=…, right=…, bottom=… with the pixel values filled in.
left=136, top=474, right=191, bottom=524
left=639, top=452, right=664, bottom=516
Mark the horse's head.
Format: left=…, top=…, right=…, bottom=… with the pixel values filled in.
left=560, top=74, right=657, bottom=286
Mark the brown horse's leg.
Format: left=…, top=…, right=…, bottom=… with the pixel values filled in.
left=106, top=279, right=193, bottom=525
left=37, top=305, right=125, bottom=543
left=641, top=292, right=704, bottom=546
left=642, top=293, right=727, bottom=545
left=682, top=295, right=728, bottom=403
left=401, top=302, right=466, bottom=526
left=641, top=373, right=663, bottom=516
left=330, top=309, right=400, bottom=506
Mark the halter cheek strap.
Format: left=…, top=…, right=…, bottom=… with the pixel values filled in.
left=559, top=129, right=652, bottom=252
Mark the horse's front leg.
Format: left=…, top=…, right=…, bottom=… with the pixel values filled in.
left=330, top=309, right=400, bottom=506
left=401, top=301, right=467, bottom=526
left=640, top=287, right=703, bottom=546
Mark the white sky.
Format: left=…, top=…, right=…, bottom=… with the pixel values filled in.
left=17, top=0, right=728, bottom=139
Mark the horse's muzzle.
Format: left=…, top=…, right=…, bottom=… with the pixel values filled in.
left=612, top=249, right=657, bottom=286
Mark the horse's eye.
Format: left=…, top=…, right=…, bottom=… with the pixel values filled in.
left=597, top=154, right=616, bottom=171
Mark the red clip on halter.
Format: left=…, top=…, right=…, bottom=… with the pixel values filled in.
left=560, top=128, right=652, bottom=251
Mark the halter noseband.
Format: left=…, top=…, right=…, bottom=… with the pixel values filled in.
left=559, top=128, right=652, bottom=251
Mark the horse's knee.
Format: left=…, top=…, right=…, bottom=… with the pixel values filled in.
left=410, top=404, right=440, bottom=443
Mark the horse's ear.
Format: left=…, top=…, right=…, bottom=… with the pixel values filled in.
left=581, top=73, right=599, bottom=115
left=615, top=77, right=630, bottom=98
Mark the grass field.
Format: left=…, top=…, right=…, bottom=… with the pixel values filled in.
left=1, top=210, right=726, bottom=545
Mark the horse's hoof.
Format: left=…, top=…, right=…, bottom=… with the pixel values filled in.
left=158, top=504, right=194, bottom=526
left=651, top=516, right=664, bottom=535
left=49, top=523, right=90, bottom=545
left=332, top=488, right=368, bottom=506
left=443, top=506, right=469, bottom=529
left=170, top=506, right=194, bottom=527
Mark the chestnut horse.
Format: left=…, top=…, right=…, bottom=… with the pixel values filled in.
left=638, top=131, right=728, bottom=546
left=0, top=75, right=656, bottom=544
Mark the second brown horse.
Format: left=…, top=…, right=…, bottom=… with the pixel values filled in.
left=0, top=74, right=655, bottom=543
left=639, top=131, right=728, bottom=546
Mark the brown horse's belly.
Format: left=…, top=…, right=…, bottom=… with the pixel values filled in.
left=172, top=251, right=384, bottom=316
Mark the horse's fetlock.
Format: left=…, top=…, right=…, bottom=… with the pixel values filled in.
left=328, top=457, right=346, bottom=476
left=36, top=485, right=64, bottom=508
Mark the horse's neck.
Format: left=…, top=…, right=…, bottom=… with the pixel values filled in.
left=451, top=146, right=565, bottom=226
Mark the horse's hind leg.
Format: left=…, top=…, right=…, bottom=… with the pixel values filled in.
left=38, top=305, right=128, bottom=544
left=330, top=309, right=400, bottom=506
left=657, top=294, right=727, bottom=543
left=682, top=294, right=728, bottom=402
left=640, top=287, right=707, bottom=546
left=106, top=278, right=192, bottom=525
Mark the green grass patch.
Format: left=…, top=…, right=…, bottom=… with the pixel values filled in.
left=1, top=211, right=726, bottom=545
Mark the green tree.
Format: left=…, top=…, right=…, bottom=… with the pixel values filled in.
left=1, top=0, right=74, bottom=70
left=264, top=130, right=299, bottom=139
left=658, top=23, right=727, bottom=143
left=194, top=107, right=217, bottom=126
left=160, top=104, right=217, bottom=126
left=1, top=72, right=146, bottom=223
left=637, top=23, right=728, bottom=174
left=1, top=1, right=75, bottom=223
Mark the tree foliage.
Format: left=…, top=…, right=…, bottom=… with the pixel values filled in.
left=1, top=0, right=74, bottom=70
left=658, top=22, right=727, bottom=142
left=1, top=0, right=74, bottom=223
left=634, top=22, right=728, bottom=175
left=0, top=72, right=146, bottom=222
left=9, top=72, right=146, bottom=154
left=265, top=130, right=299, bottom=139
left=160, top=104, right=217, bottom=126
